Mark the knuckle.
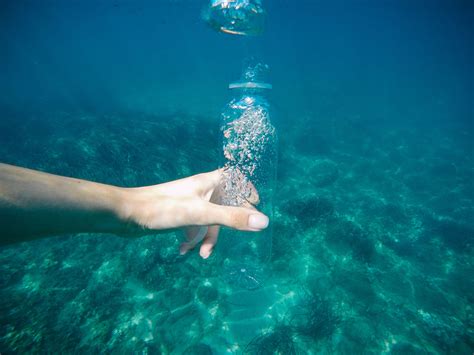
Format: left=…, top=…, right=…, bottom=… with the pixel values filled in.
left=229, top=208, right=248, bottom=230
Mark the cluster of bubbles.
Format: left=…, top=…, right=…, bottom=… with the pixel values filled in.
left=242, top=62, right=268, bottom=82
left=203, top=0, right=265, bottom=36
left=221, top=95, right=275, bottom=207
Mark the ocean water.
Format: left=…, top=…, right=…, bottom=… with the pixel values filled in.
left=0, top=0, right=473, bottom=353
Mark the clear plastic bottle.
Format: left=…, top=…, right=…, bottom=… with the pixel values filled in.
left=218, top=61, right=277, bottom=290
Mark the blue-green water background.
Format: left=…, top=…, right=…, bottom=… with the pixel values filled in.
left=0, top=0, right=473, bottom=353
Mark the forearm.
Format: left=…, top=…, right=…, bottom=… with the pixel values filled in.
left=0, top=163, right=128, bottom=245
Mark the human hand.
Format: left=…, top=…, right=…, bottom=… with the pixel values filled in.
left=119, top=169, right=269, bottom=258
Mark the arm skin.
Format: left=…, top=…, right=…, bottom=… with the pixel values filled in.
left=0, top=163, right=269, bottom=257
left=0, top=163, right=129, bottom=243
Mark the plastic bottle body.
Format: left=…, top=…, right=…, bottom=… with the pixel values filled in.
left=219, top=89, right=277, bottom=290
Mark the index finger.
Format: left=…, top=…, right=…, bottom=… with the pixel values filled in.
left=194, top=169, right=224, bottom=197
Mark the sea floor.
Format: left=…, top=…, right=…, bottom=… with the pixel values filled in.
left=0, top=109, right=472, bottom=353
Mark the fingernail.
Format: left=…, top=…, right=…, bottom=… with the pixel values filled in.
left=200, top=250, right=211, bottom=259
left=248, top=214, right=269, bottom=229
left=179, top=243, right=189, bottom=255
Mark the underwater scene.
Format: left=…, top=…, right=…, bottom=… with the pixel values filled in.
left=0, top=0, right=473, bottom=353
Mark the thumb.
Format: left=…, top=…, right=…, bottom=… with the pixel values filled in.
left=201, top=202, right=269, bottom=231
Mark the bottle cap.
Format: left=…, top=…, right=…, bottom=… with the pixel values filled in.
left=229, top=82, right=272, bottom=90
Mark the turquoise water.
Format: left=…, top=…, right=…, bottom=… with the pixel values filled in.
left=0, top=0, right=473, bottom=353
